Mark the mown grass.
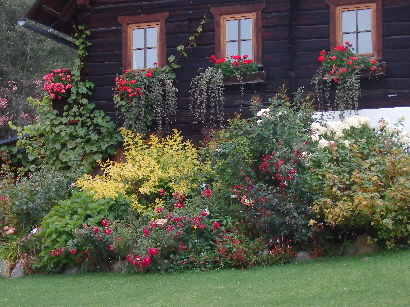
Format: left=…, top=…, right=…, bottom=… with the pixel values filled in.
left=1, top=247, right=409, bottom=307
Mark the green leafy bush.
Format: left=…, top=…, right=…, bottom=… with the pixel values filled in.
left=0, top=166, right=73, bottom=233
left=37, top=191, right=130, bottom=272
left=203, top=89, right=316, bottom=242
left=308, top=116, right=410, bottom=247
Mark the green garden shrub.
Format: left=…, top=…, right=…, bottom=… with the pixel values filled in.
left=308, top=116, right=410, bottom=247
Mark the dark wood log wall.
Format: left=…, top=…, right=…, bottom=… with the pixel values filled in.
left=84, top=0, right=410, bottom=142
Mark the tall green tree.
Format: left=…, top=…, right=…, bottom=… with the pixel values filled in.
left=0, top=0, right=75, bottom=139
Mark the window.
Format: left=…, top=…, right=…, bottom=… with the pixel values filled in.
left=211, top=3, right=265, bottom=64
left=118, top=12, right=169, bottom=70
left=326, top=0, right=382, bottom=58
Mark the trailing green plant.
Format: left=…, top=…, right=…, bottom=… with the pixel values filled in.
left=10, top=24, right=121, bottom=174
left=312, top=42, right=381, bottom=115
left=189, top=67, right=225, bottom=127
left=308, top=116, right=410, bottom=248
left=113, top=66, right=177, bottom=135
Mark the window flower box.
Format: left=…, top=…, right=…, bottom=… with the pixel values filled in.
left=224, top=71, right=266, bottom=85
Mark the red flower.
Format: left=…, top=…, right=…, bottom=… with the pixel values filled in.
left=213, top=221, right=221, bottom=230
left=155, top=207, right=163, bottom=213
left=104, top=228, right=112, bottom=235
left=109, top=244, right=114, bottom=251
left=143, top=228, right=150, bottom=237
left=148, top=247, right=159, bottom=256
left=93, top=226, right=99, bottom=234
left=69, top=248, right=77, bottom=255
left=210, top=55, right=217, bottom=63
left=318, top=55, right=326, bottom=62
left=201, top=189, right=212, bottom=198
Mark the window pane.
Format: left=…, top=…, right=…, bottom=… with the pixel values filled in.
left=146, top=27, right=158, bottom=48
left=343, top=33, right=357, bottom=52
left=342, top=10, right=356, bottom=33
left=240, top=18, right=252, bottom=40
left=357, top=9, right=371, bottom=31
left=240, top=40, right=252, bottom=59
left=226, top=41, right=238, bottom=57
left=146, top=48, right=158, bottom=67
left=358, top=32, right=372, bottom=54
left=132, top=28, right=144, bottom=49
left=133, top=49, right=145, bottom=69
left=226, top=19, right=239, bottom=41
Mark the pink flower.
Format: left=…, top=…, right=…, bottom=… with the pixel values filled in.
left=159, top=189, right=165, bottom=196
left=167, top=225, right=174, bottom=231
left=155, top=207, right=163, bottom=213
left=213, top=221, right=221, bottom=230
left=104, top=228, right=112, bottom=235
left=330, top=56, right=337, bottom=61
left=109, top=244, right=114, bottom=251
left=69, top=248, right=77, bottom=255
left=101, top=219, right=109, bottom=227
left=93, top=226, right=99, bottom=234
left=174, top=202, right=184, bottom=208
left=5, top=227, right=15, bottom=235
left=147, top=247, right=159, bottom=256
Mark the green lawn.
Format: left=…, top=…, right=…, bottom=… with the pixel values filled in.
left=1, top=248, right=409, bottom=307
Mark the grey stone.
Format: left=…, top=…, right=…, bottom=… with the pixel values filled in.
left=63, top=266, right=80, bottom=275
left=10, top=260, right=25, bottom=279
left=343, top=233, right=380, bottom=256
left=295, top=251, right=314, bottom=262
left=0, top=259, right=10, bottom=278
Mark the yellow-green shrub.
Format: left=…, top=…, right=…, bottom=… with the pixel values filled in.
left=309, top=116, right=410, bottom=247
left=76, top=128, right=211, bottom=215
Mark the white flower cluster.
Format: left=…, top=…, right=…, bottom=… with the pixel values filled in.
left=311, top=115, right=410, bottom=148
left=311, top=116, right=371, bottom=145
left=256, top=108, right=270, bottom=118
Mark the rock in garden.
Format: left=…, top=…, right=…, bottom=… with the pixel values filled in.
left=10, top=260, right=25, bottom=279
left=343, top=234, right=380, bottom=256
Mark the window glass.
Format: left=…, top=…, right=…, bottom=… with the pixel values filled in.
left=241, top=40, right=252, bottom=58
left=358, top=32, right=372, bottom=54
left=225, top=17, right=253, bottom=58
left=133, top=49, right=145, bottom=69
left=146, top=27, right=157, bottom=48
left=132, top=28, right=144, bottom=49
left=342, top=33, right=356, bottom=50
left=357, top=9, right=371, bottom=31
left=131, top=25, right=158, bottom=69
left=226, top=41, right=239, bottom=57
left=240, top=18, right=252, bottom=40
left=342, top=10, right=356, bottom=32
left=226, top=19, right=239, bottom=41
left=146, top=48, right=158, bottom=68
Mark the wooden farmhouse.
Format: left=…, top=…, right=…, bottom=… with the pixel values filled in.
left=25, top=0, right=410, bottom=141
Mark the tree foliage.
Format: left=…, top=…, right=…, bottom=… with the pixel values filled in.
left=0, top=0, right=75, bottom=139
